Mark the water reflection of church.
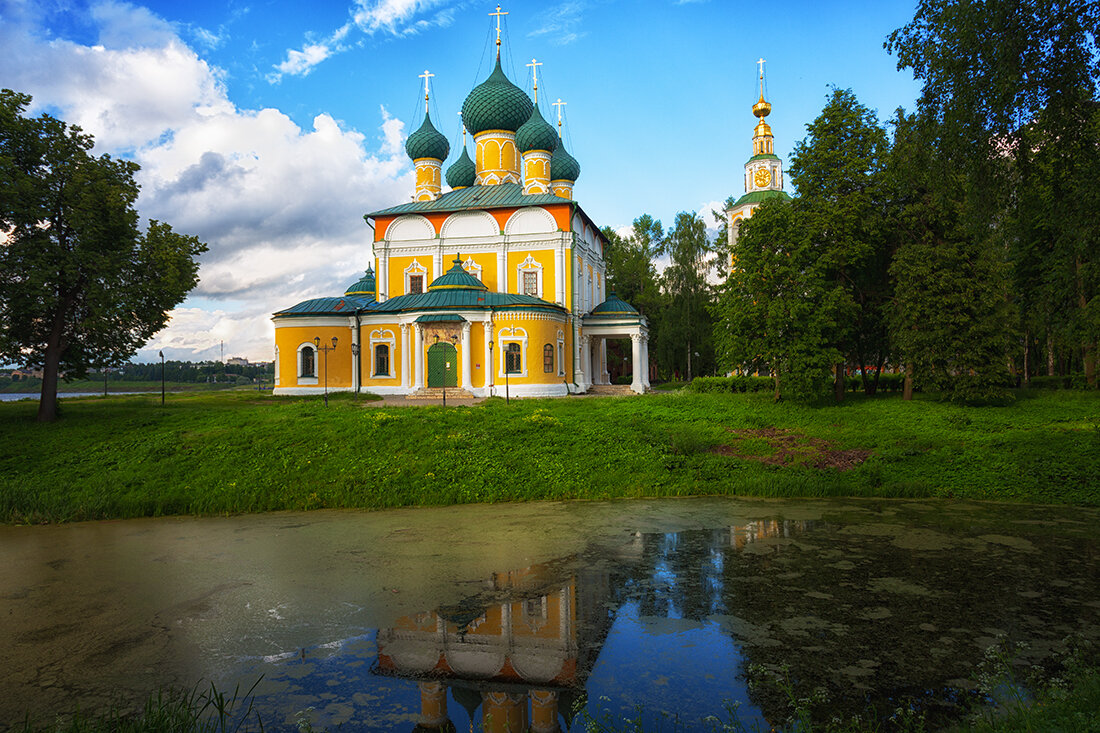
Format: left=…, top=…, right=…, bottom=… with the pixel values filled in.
left=372, top=519, right=815, bottom=732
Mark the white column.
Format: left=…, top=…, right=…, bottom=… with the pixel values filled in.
left=433, top=249, right=442, bottom=281
left=497, top=249, right=507, bottom=293
left=578, top=336, right=590, bottom=390
left=350, top=318, right=360, bottom=392
left=555, top=246, right=565, bottom=304
left=461, top=322, right=472, bottom=391
left=379, top=247, right=388, bottom=301
left=414, top=324, right=424, bottom=389
left=641, top=334, right=651, bottom=389
left=631, top=332, right=644, bottom=394
left=483, top=320, right=493, bottom=393
left=400, top=323, right=410, bottom=389
left=600, top=338, right=609, bottom=385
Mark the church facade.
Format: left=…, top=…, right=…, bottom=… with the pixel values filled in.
left=272, top=23, right=649, bottom=398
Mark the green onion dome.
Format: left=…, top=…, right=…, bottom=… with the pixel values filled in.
left=445, top=146, right=475, bottom=189
left=405, top=111, right=450, bottom=161
left=461, top=56, right=533, bottom=135
left=344, top=266, right=376, bottom=299
left=550, top=141, right=580, bottom=182
left=590, top=292, right=638, bottom=316
left=515, top=106, right=559, bottom=153
left=428, top=256, right=488, bottom=292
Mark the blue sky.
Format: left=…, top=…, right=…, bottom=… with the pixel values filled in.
left=0, top=0, right=922, bottom=361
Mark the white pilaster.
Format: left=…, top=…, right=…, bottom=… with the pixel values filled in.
left=555, top=246, right=565, bottom=304
left=379, top=248, right=388, bottom=301
left=631, top=333, right=644, bottom=394
left=483, top=320, right=493, bottom=392
left=461, top=322, right=472, bottom=391
left=497, top=248, right=507, bottom=293
left=579, top=335, right=590, bottom=390
left=400, top=323, right=410, bottom=389
left=433, top=249, right=442, bottom=281
left=414, top=324, right=424, bottom=389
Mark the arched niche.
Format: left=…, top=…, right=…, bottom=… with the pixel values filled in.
left=505, top=206, right=556, bottom=236
left=440, top=210, right=499, bottom=239
left=385, top=214, right=434, bottom=241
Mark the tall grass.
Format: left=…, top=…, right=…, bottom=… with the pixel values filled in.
left=1, top=389, right=1097, bottom=524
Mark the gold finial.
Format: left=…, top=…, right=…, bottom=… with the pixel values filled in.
left=753, top=58, right=771, bottom=118
left=418, top=69, right=434, bottom=114
left=490, top=5, right=508, bottom=53
left=553, top=98, right=566, bottom=138
left=526, top=58, right=542, bottom=103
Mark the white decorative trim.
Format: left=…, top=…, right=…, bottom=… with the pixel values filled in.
left=296, top=342, right=318, bottom=385
left=386, top=214, right=434, bottom=241
left=516, top=254, right=544, bottom=298
left=440, top=210, right=499, bottom=239
left=274, top=346, right=280, bottom=385
left=404, top=259, right=428, bottom=294
left=462, top=256, right=483, bottom=281
left=369, top=328, right=396, bottom=378
left=505, top=207, right=556, bottom=235
left=498, top=326, right=528, bottom=378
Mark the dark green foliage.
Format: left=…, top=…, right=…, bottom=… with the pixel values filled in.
left=689, top=376, right=777, bottom=394
left=658, top=211, right=716, bottom=380
left=0, top=90, right=206, bottom=422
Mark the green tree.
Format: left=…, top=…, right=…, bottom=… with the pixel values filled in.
left=713, top=198, right=849, bottom=401
left=658, top=211, right=715, bottom=381
left=888, top=0, right=1099, bottom=386
left=0, top=90, right=206, bottom=422
left=787, top=88, right=892, bottom=396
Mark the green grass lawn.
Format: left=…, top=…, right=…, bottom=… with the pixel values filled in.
left=1, top=389, right=1097, bottom=523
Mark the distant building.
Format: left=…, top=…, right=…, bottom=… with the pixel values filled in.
left=226, top=357, right=250, bottom=366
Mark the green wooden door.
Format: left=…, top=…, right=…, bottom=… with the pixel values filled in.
left=427, top=342, right=458, bottom=387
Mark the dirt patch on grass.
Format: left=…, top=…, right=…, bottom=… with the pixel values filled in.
left=711, top=427, right=871, bottom=471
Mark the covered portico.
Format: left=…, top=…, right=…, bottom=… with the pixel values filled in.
left=580, top=293, right=650, bottom=394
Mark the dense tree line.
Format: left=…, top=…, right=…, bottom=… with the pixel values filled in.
left=101, top=361, right=274, bottom=383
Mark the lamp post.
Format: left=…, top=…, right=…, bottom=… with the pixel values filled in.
left=504, top=345, right=510, bottom=405
left=350, top=343, right=361, bottom=394
left=488, top=339, right=494, bottom=398
left=314, top=336, right=337, bottom=406
left=159, top=351, right=165, bottom=406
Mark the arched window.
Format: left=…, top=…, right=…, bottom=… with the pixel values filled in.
left=374, top=344, right=390, bottom=376
left=505, top=343, right=522, bottom=374
left=300, top=346, right=315, bottom=377
left=543, top=343, right=554, bottom=373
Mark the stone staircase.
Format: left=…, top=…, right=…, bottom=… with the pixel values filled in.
left=406, top=387, right=479, bottom=400
left=586, top=384, right=637, bottom=396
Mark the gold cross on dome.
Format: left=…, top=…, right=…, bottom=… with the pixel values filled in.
left=490, top=5, right=508, bottom=48
left=418, top=69, right=434, bottom=113
left=552, top=98, right=566, bottom=137
left=526, top=58, right=542, bottom=102
left=457, top=111, right=466, bottom=144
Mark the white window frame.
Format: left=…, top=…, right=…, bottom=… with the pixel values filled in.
left=462, top=256, right=483, bottom=281
left=369, top=329, right=396, bottom=378
left=516, top=254, right=544, bottom=298
left=497, top=326, right=528, bottom=378
left=296, top=342, right=318, bottom=385
left=404, top=259, right=428, bottom=295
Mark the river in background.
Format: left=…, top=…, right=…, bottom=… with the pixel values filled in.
left=2, top=497, right=1098, bottom=731
left=0, top=392, right=150, bottom=401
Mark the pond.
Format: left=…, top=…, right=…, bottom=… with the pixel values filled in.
left=2, top=497, right=1098, bottom=731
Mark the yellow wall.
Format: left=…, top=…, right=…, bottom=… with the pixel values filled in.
left=274, top=322, right=354, bottom=388
left=491, top=314, right=568, bottom=385
left=362, top=323, right=402, bottom=387
left=461, top=253, right=498, bottom=292
left=506, top=249, right=556, bottom=300
left=387, top=255, right=434, bottom=298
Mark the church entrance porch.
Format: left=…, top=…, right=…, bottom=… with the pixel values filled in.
left=426, top=342, right=458, bottom=388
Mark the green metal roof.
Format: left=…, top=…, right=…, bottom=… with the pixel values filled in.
left=415, top=313, right=468, bottom=323
left=429, top=257, right=489, bottom=292
left=550, top=142, right=580, bottom=182
left=589, top=292, right=639, bottom=316
left=747, top=153, right=781, bottom=162
left=405, top=111, right=450, bottom=161
left=516, top=105, right=558, bottom=153
left=445, top=146, right=475, bottom=189
left=368, top=182, right=567, bottom=217
left=731, top=189, right=792, bottom=208
left=273, top=295, right=372, bottom=317
left=364, top=288, right=566, bottom=315
left=461, top=55, right=533, bottom=135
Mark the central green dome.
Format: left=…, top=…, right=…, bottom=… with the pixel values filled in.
left=428, top=256, right=488, bottom=292
left=461, top=56, right=533, bottom=135
left=516, top=105, right=559, bottom=153
left=405, top=111, right=449, bottom=161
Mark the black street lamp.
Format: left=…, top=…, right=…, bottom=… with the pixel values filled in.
left=488, top=339, right=494, bottom=398
left=314, top=336, right=338, bottom=406
left=350, top=343, right=361, bottom=394
left=159, top=351, right=165, bottom=406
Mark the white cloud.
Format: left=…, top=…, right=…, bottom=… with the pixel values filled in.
left=0, top=1, right=414, bottom=362
left=527, top=1, right=588, bottom=46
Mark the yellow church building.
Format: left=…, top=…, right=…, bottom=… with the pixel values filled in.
left=272, top=13, right=650, bottom=398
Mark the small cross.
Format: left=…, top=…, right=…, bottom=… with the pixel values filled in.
left=757, top=58, right=766, bottom=78
left=490, top=5, right=508, bottom=48
left=552, top=98, right=566, bottom=137
left=526, top=58, right=542, bottom=102
left=458, top=111, right=466, bottom=145
left=418, top=69, right=434, bottom=113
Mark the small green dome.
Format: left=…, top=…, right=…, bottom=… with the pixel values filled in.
left=344, top=266, right=376, bottom=299
left=405, top=111, right=450, bottom=161
left=428, top=255, right=488, bottom=292
left=516, top=106, right=559, bottom=153
left=446, top=146, right=475, bottom=189
left=551, top=141, right=580, bottom=182
left=461, top=56, right=533, bottom=135
left=590, top=292, right=638, bottom=316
